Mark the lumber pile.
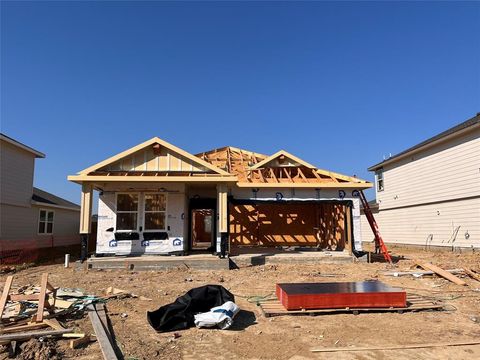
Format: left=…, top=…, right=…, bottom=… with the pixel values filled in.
left=383, top=262, right=480, bottom=286
left=0, top=273, right=127, bottom=358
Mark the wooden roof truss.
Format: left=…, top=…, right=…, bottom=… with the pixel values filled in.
left=197, top=147, right=371, bottom=188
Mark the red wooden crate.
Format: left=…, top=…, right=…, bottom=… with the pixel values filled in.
left=276, top=281, right=406, bottom=310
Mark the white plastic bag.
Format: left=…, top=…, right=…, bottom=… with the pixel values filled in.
left=194, top=301, right=240, bottom=330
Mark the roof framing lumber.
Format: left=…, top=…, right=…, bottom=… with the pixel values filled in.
left=249, top=150, right=316, bottom=170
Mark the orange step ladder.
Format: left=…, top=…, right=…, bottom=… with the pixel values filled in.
left=358, top=190, right=393, bottom=264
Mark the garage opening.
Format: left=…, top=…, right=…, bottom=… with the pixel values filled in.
left=229, top=200, right=352, bottom=252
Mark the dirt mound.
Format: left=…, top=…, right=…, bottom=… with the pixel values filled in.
left=17, top=339, right=61, bottom=360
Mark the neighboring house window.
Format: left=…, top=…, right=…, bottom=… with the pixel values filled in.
left=376, top=168, right=384, bottom=192
left=116, top=193, right=139, bottom=231
left=38, top=209, right=54, bottom=234
left=144, top=193, right=167, bottom=231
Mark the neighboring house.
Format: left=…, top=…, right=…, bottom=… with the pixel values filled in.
left=0, top=133, right=80, bottom=262
left=68, top=138, right=372, bottom=257
left=362, top=113, right=480, bottom=249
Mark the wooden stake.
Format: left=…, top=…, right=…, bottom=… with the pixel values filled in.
left=311, top=340, right=480, bottom=353
left=70, top=335, right=95, bottom=349
left=36, top=273, right=49, bottom=322
left=0, top=276, right=13, bottom=319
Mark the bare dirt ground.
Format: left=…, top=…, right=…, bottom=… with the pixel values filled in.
left=1, top=246, right=480, bottom=360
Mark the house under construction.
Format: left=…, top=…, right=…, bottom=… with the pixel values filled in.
left=68, top=137, right=372, bottom=257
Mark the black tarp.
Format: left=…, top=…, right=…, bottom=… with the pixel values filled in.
left=147, top=285, right=235, bottom=332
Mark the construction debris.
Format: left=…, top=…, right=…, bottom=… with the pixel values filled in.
left=417, top=262, right=467, bottom=286
left=105, top=286, right=152, bottom=301
left=463, top=268, right=480, bottom=282
left=87, top=303, right=119, bottom=360
left=194, top=301, right=240, bottom=329
left=382, top=269, right=464, bottom=277
left=0, top=273, right=143, bottom=359
left=69, top=334, right=96, bottom=349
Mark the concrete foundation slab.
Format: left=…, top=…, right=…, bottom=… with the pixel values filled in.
left=86, top=254, right=229, bottom=271
left=229, top=250, right=355, bottom=268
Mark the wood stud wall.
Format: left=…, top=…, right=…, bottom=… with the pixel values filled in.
left=229, top=203, right=347, bottom=250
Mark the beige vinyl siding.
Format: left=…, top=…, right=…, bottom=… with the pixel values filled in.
left=377, top=128, right=480, bottom=210
left=363, top=197, right=479, bottom=248
left=0, top=203, right=80, bottom=249
left=367, top=125, right=480, bottom=248
left=33, top=206, right=80, bottom=248
left=0, top=204, right=36, bottom=239
left=0, top=140, right=35, bottom=207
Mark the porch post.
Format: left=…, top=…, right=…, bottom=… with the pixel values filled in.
left=217, top=184, right=228, bottom=257
left=79, top=183, right=93, bottom=261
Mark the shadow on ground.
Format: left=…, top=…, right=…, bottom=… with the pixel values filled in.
left=230, top=310, right=257, bottom=331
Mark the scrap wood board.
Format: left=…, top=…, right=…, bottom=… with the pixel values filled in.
left=417, top=262, right=467, bottom=286
left=259, top=294, right=445, bottom=317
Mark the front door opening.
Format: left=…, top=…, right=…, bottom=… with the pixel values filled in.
left=191, top=209, right=214, bottom=250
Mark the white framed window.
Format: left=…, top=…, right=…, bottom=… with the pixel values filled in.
left=38, top=209, right=54, bottom=235
left=116, top=193, right=139, bottom=231
left=376, top=168, right=384, bottom=192
left=143, top=193, right=167, bottom=231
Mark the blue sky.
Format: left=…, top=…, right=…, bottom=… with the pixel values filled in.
left=1, top=1, right=479, bottom=205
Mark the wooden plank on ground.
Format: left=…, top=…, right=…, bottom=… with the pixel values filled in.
left=0, top=328, right=72, bottom=341
left=95, top=303, right=114, bottom=345
left=311, top=340, right=480, bottom=353
left=417, top=262, right=467, bottom=286
left=87, top=304, right=118, bottom=360
left=382, top=269, right=464, bottom=277
left=464, top=269, right=480, bottom=282
left=0, top=276, right=14, bottom=319
left=1, top=322, right=49, bottom=334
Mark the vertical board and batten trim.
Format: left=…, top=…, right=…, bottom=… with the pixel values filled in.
left=217, top=185, right=228, bottom=233
left=80, top=184, right=93, bottom=234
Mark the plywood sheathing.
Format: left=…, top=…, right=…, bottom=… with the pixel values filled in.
left=196, top=146, right=268, bottom=182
